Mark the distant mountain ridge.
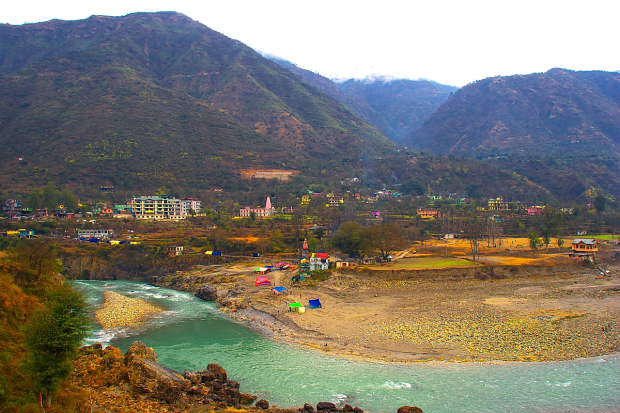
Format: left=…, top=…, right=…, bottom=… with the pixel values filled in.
left=409, top=68, right=620, bottom=157
left=269, top=57, right=457, bottom=145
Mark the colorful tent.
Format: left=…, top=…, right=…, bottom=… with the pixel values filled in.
left=272, top=286, right=288, bottom=294
left=255, top=267, right=270, bottom=274
left=255, top=276, right=272, bottom=286
left=289, top=302, right=305, bottom=313
left=308, top=299, right=322, bottom=309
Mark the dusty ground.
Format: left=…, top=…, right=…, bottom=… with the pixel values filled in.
left=186, top=262, right=620, bottom=363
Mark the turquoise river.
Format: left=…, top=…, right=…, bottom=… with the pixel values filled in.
left=75, top=280, right=620, bottom=413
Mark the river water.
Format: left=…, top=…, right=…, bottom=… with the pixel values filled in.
left=75, top=280, right=620, bottom=413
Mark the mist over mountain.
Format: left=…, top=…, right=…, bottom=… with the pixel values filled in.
left=268, top=57, right=456, bottom=145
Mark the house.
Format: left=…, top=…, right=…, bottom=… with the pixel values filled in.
left=309, top=252, right=330, bottom=271
left=335, top=259, right=357, bottom=269
left=239, top=196, right=276, bottom=217
left=488, top=197, right=509, bottom=211
left=325, top=193, right=344, bottom=207
left=77, top=229, right=114, bottom=240
left=417, top=208, right=440, bottom=220
left=570, top=239, right=598, bottom=260
left=571, top=239, right=598, bottom=253
left=2, top=199, right=23, bottom=219
left=527, top=206, right=545, bottom=216
left=167, top=246, right=184, bottom=256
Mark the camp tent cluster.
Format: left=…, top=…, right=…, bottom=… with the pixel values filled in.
left=288, top=298, right=322, bottom=313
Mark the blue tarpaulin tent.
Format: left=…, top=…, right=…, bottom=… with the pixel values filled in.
left=272, top=286, right=287, bottom=293
left=308, top=299, right=322, bottom=309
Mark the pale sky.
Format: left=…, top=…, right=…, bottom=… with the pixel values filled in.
left=3, top=0, right=619, bottom=86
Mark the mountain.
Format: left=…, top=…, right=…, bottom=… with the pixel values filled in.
left=408, top=69, right=620, bottom=199
left=337, top=78, right=457, bottom=145
left=410, top=68, right=620, bottom=157
left=269, top=58, right=456, bottom=145
left=0, top=12, right=393, bottom=196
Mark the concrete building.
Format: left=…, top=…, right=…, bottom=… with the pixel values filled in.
left=181, top=198, right=202, bottom=216
left=130, top=196, right=184, bottom=220
left=77, top=229, right=114, bottom=239
left=309, top=252, right=330, bottom=271
left=239, top=196, right=276, bottom=217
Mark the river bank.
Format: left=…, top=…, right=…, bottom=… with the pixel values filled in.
left=96, top=290, right=165, bottom=328
left=76, top=279, right=620, bottom=413
left=153, top=262, right=620, bottom=363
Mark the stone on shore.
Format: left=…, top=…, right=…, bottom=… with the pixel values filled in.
left=196, top=285, right=218, bottom=301
left=397, top=406, right=423, bottom=413
left=256, top=399, right=270, bottom=409
left=96, top=291, right=164, bottom=329
left=317, top=402, right=337, bottom=411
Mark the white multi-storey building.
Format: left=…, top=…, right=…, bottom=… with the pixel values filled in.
left=130, top=196, right=184, bottom=220
left=181, top=198, right=202, bottom=216
left=77, top=229, right=114, bottom=239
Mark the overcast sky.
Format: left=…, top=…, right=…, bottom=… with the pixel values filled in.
left=3, top=0, right=619, bottom=86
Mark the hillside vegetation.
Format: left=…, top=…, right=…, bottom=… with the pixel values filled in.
left=0, top=12, right=392, bottom=196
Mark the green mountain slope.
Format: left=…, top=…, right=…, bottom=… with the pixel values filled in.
left=0, top=12, right=393, bottom=195
left=410, top=69, right=620, bottom=157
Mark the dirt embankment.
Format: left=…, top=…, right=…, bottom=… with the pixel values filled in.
left=154, top=262, right=620, bottom=363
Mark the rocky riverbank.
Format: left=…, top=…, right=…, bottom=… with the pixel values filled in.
left=152, top=262, right=620, bottom=363
left=96, top=291, right=164, bottom=328
left=71, top=341, right=417, bottom=413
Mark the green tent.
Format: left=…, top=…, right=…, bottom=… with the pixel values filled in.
left=289, top=302, right=303, bottom=308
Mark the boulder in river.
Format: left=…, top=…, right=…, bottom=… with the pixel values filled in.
left=195, top=285, right=218, bottom=301
left=317, top=401, right=337, bottom=411
left=397, top=407, right=423, bottom=413
left=256, top=399, right=270, bottom=409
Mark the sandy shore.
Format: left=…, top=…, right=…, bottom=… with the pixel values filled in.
left=157, top=262, right=620, bottom=363
left=96, top=291, right=164, bottom=329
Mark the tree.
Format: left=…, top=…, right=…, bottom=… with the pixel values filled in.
left=528, top=232, right=541, bottom=250
left=331, top=222, right=370, bottom=257
left=539, top=207, right=563, bottom=250
left=8, top=241, right=62, bottom=291
left=463, top=212, right=484, bottom=262
left=24, top=286, right=90, bottom=408
left=594, top=195, right=607, bottom=213
left=366, top=223, right=407, bottom=260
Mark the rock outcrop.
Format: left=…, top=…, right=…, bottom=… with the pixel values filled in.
left=73, top=342, right=253, bottom=411
left=72, top=341, right=377, bottom=413
left=195, top=285, right=218, bottom=301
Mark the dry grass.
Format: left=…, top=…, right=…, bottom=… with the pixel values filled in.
left=365, top=256, right=480, bottom=270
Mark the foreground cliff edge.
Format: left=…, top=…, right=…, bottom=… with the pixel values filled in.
left=72, top=341, right=423, bottom=413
